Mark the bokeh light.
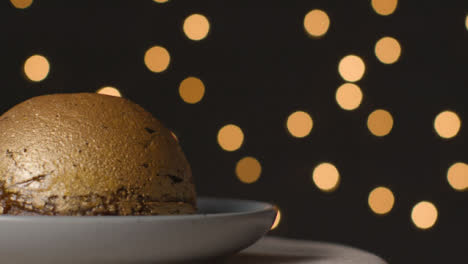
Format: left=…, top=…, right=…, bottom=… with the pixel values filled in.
left=368, top=187, right=395, bottom=215
left=235, top=157, right=262, bottom=184
left=434, top=111, right=461, bottom=139
left=286, top=111, right=313, bottom=138
left=153, top=0, right=169, bottom=3
left=375, top=36, right=401, bottom=64
left=183, top=14, right=210, bottom=41
left=447, top=162, right=468, bottom=191
left=466, top=15, right=468, bottom=31
left=217, top=124, right=244, bottom=151
left=367, top=109, right=393, bottom=137
left=411, top=201, right=438, bottom=229
left=271, top=206, right=281, bottom=230
left=10, top=0, right=33, bottom=9
left=335, top=83, right=363, bottom=111
left=24, top=55, right=50, bottom=82
left=371, top=0, right=398, bottom=16
left=96, top=86, right=122, bottom=97
left=338, top=55, right=366, bottom=82
left=179, top=77, right=205, bottom=104
left=144, top=46, right=170, bottom=73
left=170, top=131, right=179, bottom=142
left=303, top=9, right=330, bottom=38
left=312, top=163, right=340, bottom=192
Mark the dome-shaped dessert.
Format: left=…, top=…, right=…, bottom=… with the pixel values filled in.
left=0, top=93, right=196, bottom=215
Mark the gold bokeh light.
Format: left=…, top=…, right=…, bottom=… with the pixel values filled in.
left=338, top=55, right=365, bottom=82
left=217, top=124, right=244, bottom=152
left=286, top=111, right=313, bottom=138
left=335, top=83, right=363, bottom=111
left=375, top=36, right=401, bottom=64
left=368, top=187, right=395, bottom=215
left=183, top=14, right=210, bottom=41
left=447, top=162, right=468, bottom=191
left=312, top=163, right=340, bottom=192
left=153, top=0, right=169, bottom=3
left=235, top=157, right=262, bottom=184
left=411, top=201, right=438, bottom=229
left=144, top=46, right=170, bottom=73
left=434, top=111, right=461, bottom=139
left=179, top=77, right=205, bottom=104
left=97, top=86, right=122, bottom=97
left=271, top=206, right=281, bottom=230
left=371, top=0, right=398, bottom=16
left=10, top=0, right=33, bottom=9
left=367, top=109, right=393, bottom=137
left=24, top=55, right=50, bottom=82
left=303, top=9, right=330, bottom=38
left=466, top=15, right=468, bottom=31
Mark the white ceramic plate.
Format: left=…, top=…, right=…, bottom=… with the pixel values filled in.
left=0, top=197, right=276, bottom=264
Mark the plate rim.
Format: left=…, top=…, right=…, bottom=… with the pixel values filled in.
left=0, top=197, right=276, bottom=222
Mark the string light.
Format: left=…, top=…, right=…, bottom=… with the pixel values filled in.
left=10, top=0, right=33, bottom=9
left=312, top=163, right=340, bottom=192
left=375, top=36, right=401, bottom=64
left=303, top=9, right=330, bottom=38
left=96, top=87, right=122, bottom=97
left=466, top=15, right=468, bottom=31
left=367, top=109, right=393, bottom=137
left=368, top=187, right=395, bottom=215
left=338, top=55, right=365, bottom=82
left=183, top=14, right=210, bottom=41
left=235, top=157, right=262, bottom=184
left=179, top=77, right=205, bottom=104
left=144, top=46, right=170, bottom=73
left=411, top=201, right=438, bottom=229
left=24, top=55, right=50, bottom=82
left=447, top=162, right=468, bottom=191
left=286, top=111, right=313, bottom=138
left=335, top=83, right=363, bottom=111
left=371, top=0, right=398, bottom=16
left=217, top=124, right=244, bottom=151
left=271, top=206, right=281, bottom=230
left=434, top=111, right=461, bottom=139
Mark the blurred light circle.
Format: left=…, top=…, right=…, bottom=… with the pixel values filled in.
left=434, top=111, right=461, bottom=139
left=235, top=157, right=262, bottom=184
left=10, top=0, right=33, bottom=9
left=183, top=14, right=210, bottom=41
left=368, top=187, right=395, bottom=215
left=375, top=36, right=401, bottom=64
left=24, top=55, right=50, bottom=82
left=179, top=77, right=205, bottom=104
left=371, top=0, right=398, bottom=16
left=411, top=201, right=438, bottom=229
left=271, top=206, right=281, bottom=230
left=144, top=46, right=170, bottom=73
left=312, top=163, right=340, bottom=192
left=303, top=9, right=330, bottom=38
left=447, top=162, right=468, bottom=191
left=335, top=83, right=363, bottom=110
left=286, top=111, right=313, bottom=138
left=97, top=87, right=122, bottom=97
left=367, top=109, right=393, bottom=137
left=217, top=124, right=244, bottom=151
left=338, top=55, right=365, bottom=82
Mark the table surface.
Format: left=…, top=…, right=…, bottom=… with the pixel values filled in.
left=225, top=236, right=387, bottom=264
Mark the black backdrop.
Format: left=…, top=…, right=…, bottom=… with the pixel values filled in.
left=2, top=1, right=468, bottom=263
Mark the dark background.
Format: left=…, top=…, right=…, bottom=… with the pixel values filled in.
left=2, top=0, right=468, bottom=263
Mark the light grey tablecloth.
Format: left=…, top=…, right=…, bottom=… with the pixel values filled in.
left=226, top=237, right=387, bottom=264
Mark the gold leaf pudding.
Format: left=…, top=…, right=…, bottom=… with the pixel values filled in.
left=0, top=93, right=196, bottom=215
